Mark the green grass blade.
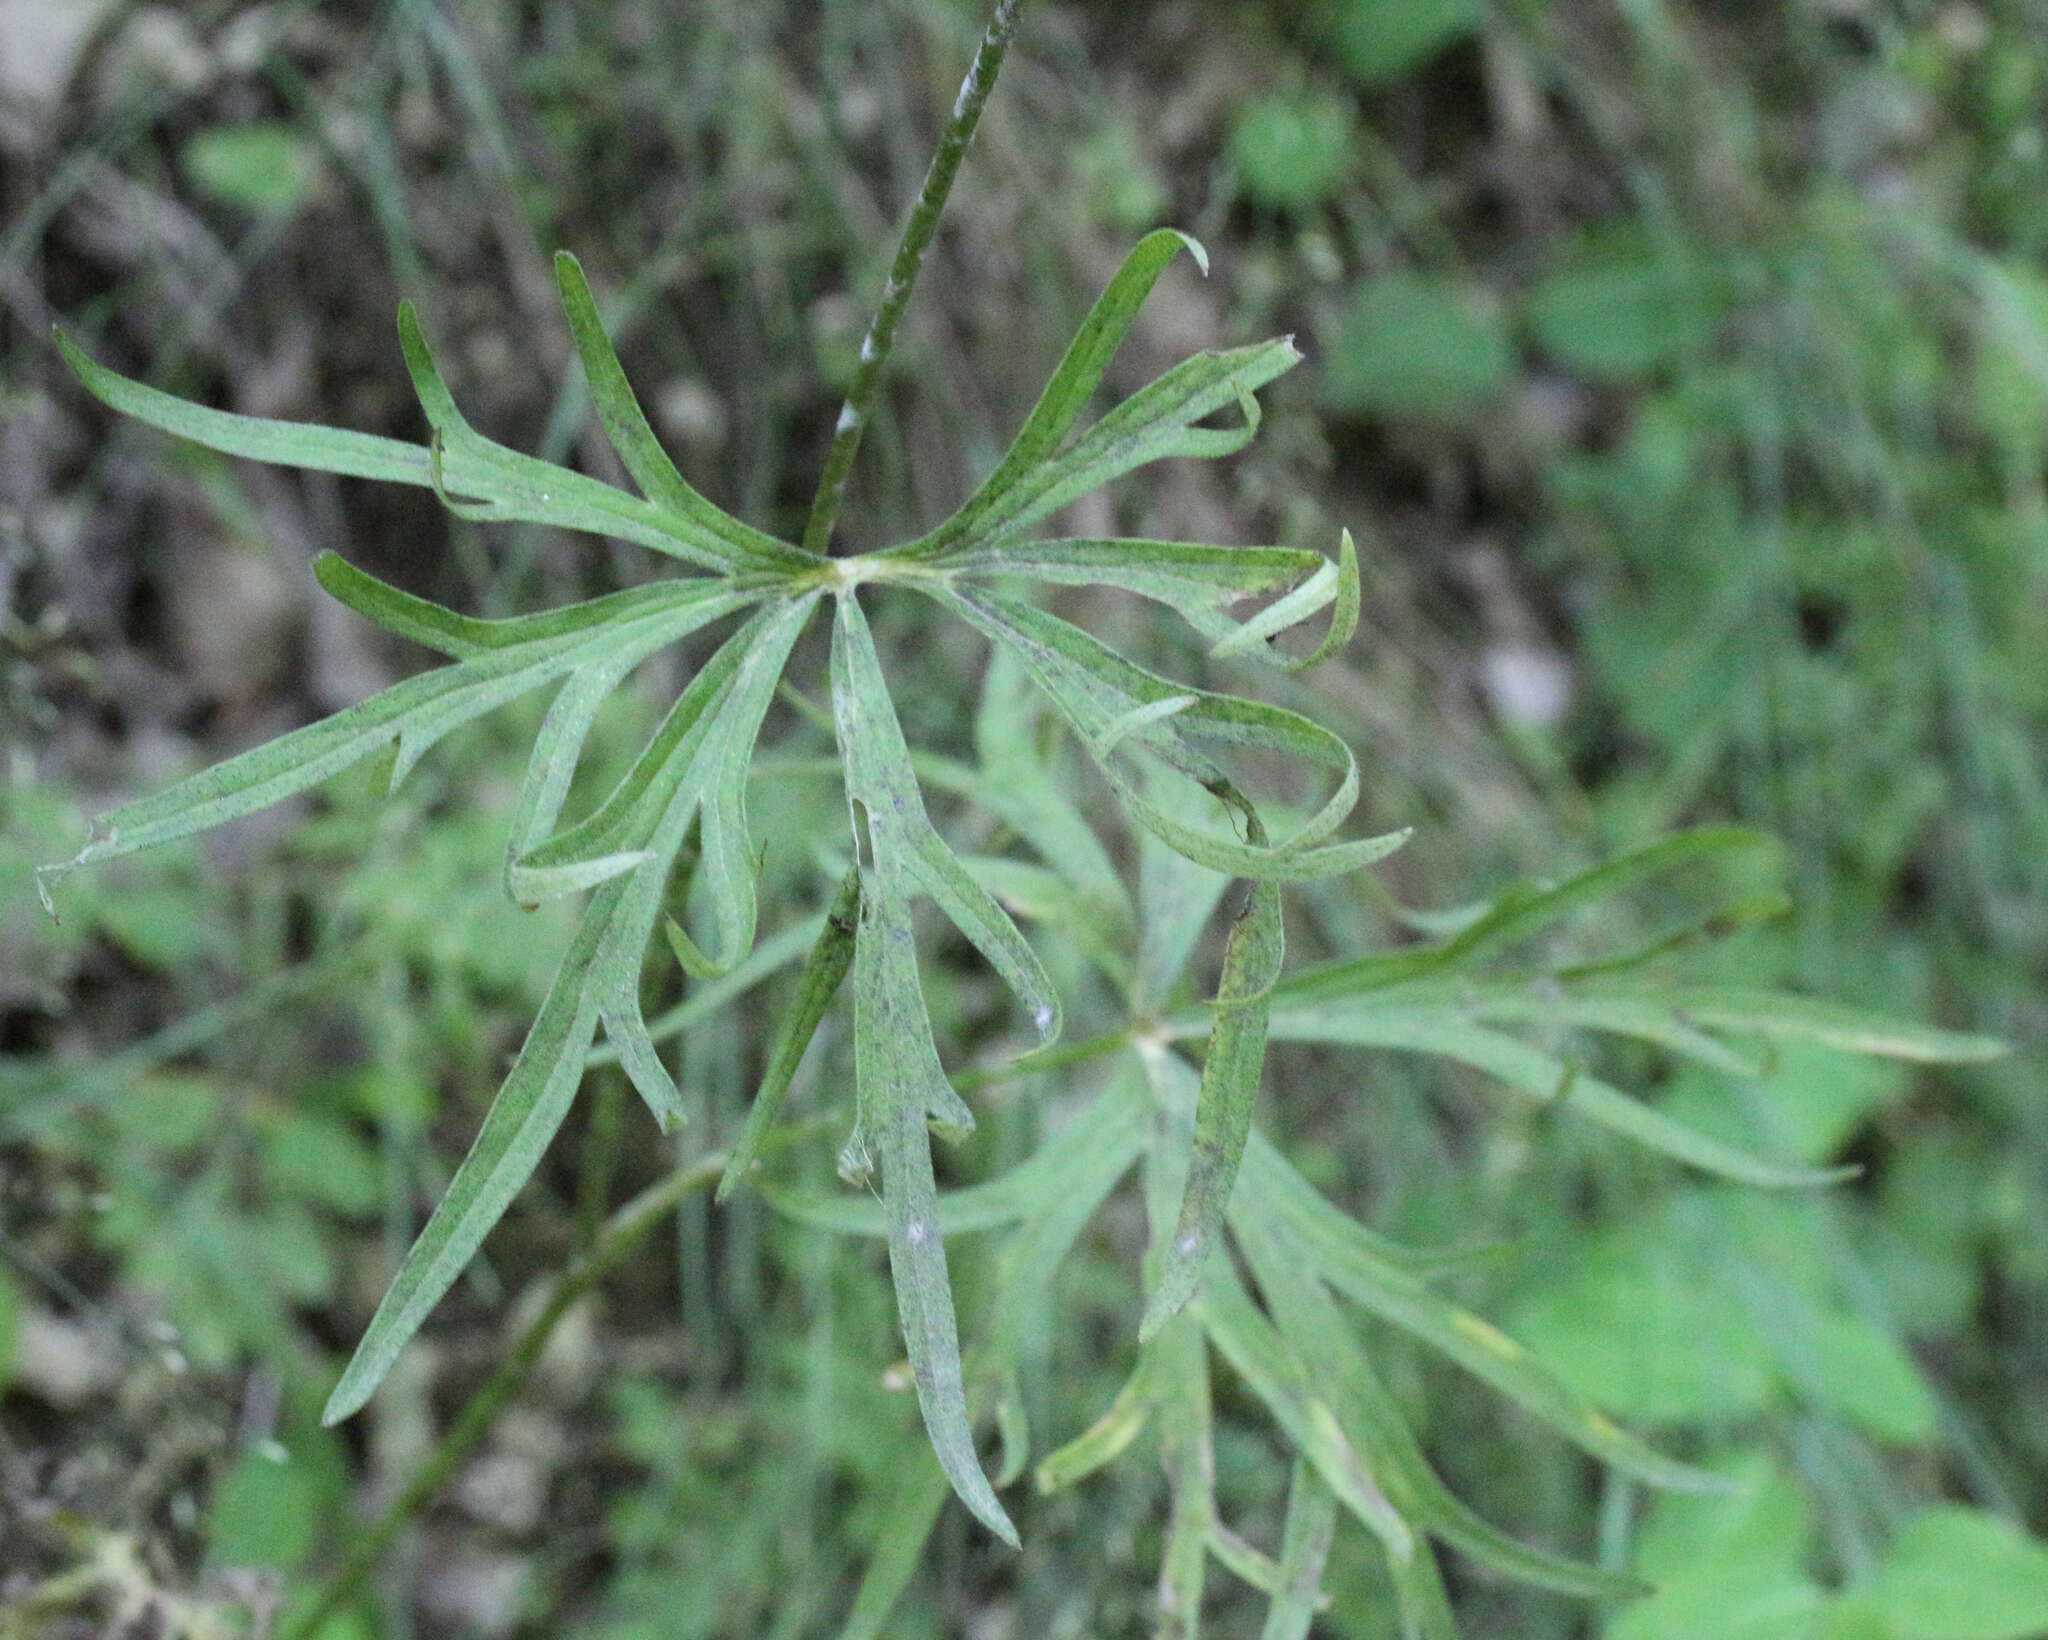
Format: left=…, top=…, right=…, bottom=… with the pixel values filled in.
left=1240, top=1123, right=1752, bottom=1491
left=1036, top=1346, right=1159, bottom=1493
left=1208, top=1524, right=1289, bottom=1598
left=836, top=1446, right=951, bottom=1640
left=1142, top=848, right=1283, bottom=1340
left=1445, top=989, right=1767, bottom=1075
left=718, top=866, right=861, bottom=1202
left=1259, top=1460, right=1337, bottom=1640
left=1152, top=1308, right=1217, bottom=1633
left=1238, top=1128, right=1501, bottom=1279
left=1389, top=1540, right=1460, bottom=1640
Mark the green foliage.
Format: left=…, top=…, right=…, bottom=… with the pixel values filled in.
left=20, top=4, right=2030, bottom=1633
left=1313, top=0, right=1480, bottom=86
left=180, top=123, right=324, bottom=216
left=1229, top=91, right=1356, bottom=214
left=46, top=223, right=1381, bottom=1545
left=1320, top=273, right=1515, bottom=420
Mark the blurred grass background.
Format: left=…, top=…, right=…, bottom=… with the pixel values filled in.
left=1, top=0, right=2045, bottom=1635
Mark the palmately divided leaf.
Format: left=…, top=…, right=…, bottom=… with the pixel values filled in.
left=58, top=323, right=783, bottom=578
left=1269, top=1008, right=1853, bottom=1188
left=325, top=600, right=813, bottom=1425
left=905, top=227, right=1210, bottom=559
left=42, top=570, right=752, bottom=881
left=1142, top=843, right=1284, bottom=1340
left=957, top=338, right=1301, bottom=551
left=508, top=636, right=750, bottom=904
left=552, top=251, right=810, bottom=574
left=1274, top=827, right=1781, bottom=1009
left=1193, top=1265, right=1414, bottom=1561
left=1231, top=1196, right=1661, bottom=1599
left=592, top=600, right=818, bottom=1119
left=508, top=591, right=815, bottom=948
left=933, top=582, right=1408, bottom=880
left=831, top=592, right=1061, bottom=1045
left=718, top=865, right=862, bottom=1202
left=763, top=1067, right=1148, bottom=1236
left=850, top=876, right=1018, bottom=1546
left=945, top=536, right=1325, bottom=648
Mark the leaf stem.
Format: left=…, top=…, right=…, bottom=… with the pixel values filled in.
left=281, top=1151, right=729, bottom=1640
left=799, top=0, right=1024, bottom=557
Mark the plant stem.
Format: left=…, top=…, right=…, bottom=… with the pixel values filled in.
left=800, top=0, right=1024, bottom=557
left=282, top=1152, right=729, bottom=1640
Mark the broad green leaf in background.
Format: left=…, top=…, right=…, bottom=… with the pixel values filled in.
left=1320, top=272, right=1515, bottom=419
left=181, top=122, right=323, bottom=215
left=1526, top=237, right=1723, bottom=379
left=1314, top=0, right=1480, bottom=85
left=1231, top=90, right=1357, bottom=213
left=1867, top=1507, right=2048, bottom=1640
left=1509, top=1220, right=1778, bottom=1427
left=208, top=1447, right=325, bottom=1571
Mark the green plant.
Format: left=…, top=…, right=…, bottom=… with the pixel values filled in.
left=33, top=2, right=2006, bottom=1634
